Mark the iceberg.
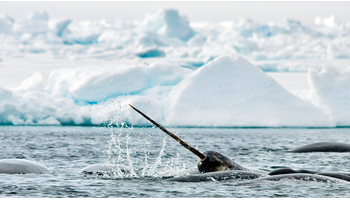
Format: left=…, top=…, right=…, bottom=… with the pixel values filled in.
left=141, top=9, right=195, bottom=41
left=315, top=15, right=337, bottom=27
left=14, top=11, right=50, bottom=35
left=0, top=55, right=343, bottom=127
left=16, top=72, right=44, bottom=91
left=187, top=34, right=206, bottom=47
left=166, top=55, right=334, bottom=127
left=48, top=19, right=71, bottom=37
left=0, top=60, right=191, bottom=126
left=0, top=14, right=13, bottom=34
left=135, top=32, right=168, bottom=48
left=0, top=88, right=12, bottom=101
left=309, top=67, right=350, bottom=126
left=0, top=8, right=349, bottom=127
left=136, top=48, right=166, bottom=58
left=46, top=62, right=191, bottom=103
left=0, top=8, right=349, bottom=72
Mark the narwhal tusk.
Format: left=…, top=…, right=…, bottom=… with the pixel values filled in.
left=129, top=104, right=206, bottom=160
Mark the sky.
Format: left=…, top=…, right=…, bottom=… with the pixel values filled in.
left=0, top=1, right=349, bottom=25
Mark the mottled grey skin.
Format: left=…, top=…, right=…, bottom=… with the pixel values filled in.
left=167, top=170, right=262, bottom=182
left=268, top=168, right=350, bottom=182
left=0, top=159, right=49, bottom=174
left=317, top=172, right=350, bottom=182
left=79, top=163, right=134, bottom=177
left=236, top=174, right=348, bottom=185
left=290, top=142, right=350, bottom=153
left=197, top=151, right=248, bottom=173
left=169, top=167, right=350, bottom=183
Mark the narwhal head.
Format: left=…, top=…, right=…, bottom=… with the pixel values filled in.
left=128, top=104, right=248, bottom=174
left=198, top=151, right=247, bottom=173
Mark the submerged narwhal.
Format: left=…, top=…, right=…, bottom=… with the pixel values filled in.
left=129, top=104, right=248, bottom=173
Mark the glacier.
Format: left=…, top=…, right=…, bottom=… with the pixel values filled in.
left=0, top=9, right=349, bottom=127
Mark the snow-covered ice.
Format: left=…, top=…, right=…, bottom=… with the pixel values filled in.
left=167, top=55, right=333, bottom=127
left=0, top=54, right=347, bottom=127
left=1, top=9, right=350, bottom=71
left=0, top=9, right=350, bottom=127
left=46, top=62, right=191, bottom=103
left=0, top=14, right=13, bottom=34
left=141, top=9, right=195, bottom=41
left=309, top=67, right=350, bottom=126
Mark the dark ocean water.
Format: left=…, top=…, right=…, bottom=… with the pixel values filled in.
left=1, top=126, right=350, bottom=197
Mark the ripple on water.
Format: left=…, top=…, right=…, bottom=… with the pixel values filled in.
left=1, top=127, right=350, bottom=197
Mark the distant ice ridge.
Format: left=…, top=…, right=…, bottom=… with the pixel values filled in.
left=315, top=15, right=337, bottom=27
left=10, top=11, right=71, bottom=37
left=141, top=9, right=195, bottom=41
left=1, top=9, right=350, bottom=71
left=0, top=14, right=14, bottom=34
left=0, top=55, right=348, bottom=127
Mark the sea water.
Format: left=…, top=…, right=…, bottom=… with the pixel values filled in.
left=1, top=126, right=350, bottom=197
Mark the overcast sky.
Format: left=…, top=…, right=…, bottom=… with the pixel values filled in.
left=0, top=1, right=349, bottom=25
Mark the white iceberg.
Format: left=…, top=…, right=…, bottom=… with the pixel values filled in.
left=48, top=19, right=71, bottom=37
left=47, top=62, right=192, bottom=103
left=0, top=14, right=14, bottom=34
left=14, top=11, right=49, bottom=35
left=0, top=8, right=350, bottom=127
left=166, top=55, right=334, bottom=127
left=309, top=67, right=350, bottom=126
left=0, top=55, right=343, bottom=127
left=141, top=9, right=195, bottom=41
left=315, top=15, right=337, bottom=27
left=0, top=88, right=12, bottom=101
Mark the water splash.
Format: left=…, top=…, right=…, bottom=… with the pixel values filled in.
left=143, top=136, right=167, bottom=176
left=100, top=126, right=192, bottom=179
left=125, top=134, right=139, bottom=178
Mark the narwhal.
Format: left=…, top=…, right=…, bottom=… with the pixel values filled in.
left=128, top=104, right=248, bottom=173
left=79, top=104, right=260, bottom=180
left=290, top=142, right=350, bottom=153
left=0, top=159, right=49, bottom=174
left=129, top=104, right=350, bottom=183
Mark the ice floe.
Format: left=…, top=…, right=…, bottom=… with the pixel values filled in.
left=0, top=10, right=349, bottom=71
left=0, top=55, right=346, bottom=127
left=0, top=9, right=349, bottom=127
